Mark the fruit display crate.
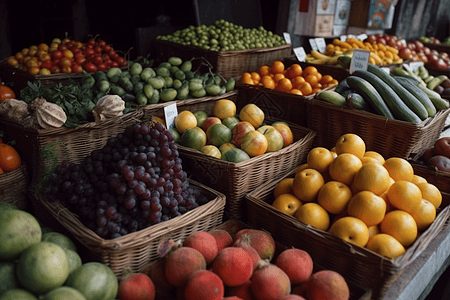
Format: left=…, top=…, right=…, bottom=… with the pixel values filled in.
left=244, top=171, right=450, bottom=300
left=35, top=179, right=226, bottom=278
left=139, top=219, right=373, bottom=300
left=0, top=163, right=30, bottom=211
left=153, top=39, right=292, bottom=80
left=307, top=94, right=450, bottom=159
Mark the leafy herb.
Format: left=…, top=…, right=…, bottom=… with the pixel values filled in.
left=34, top=142, right=61, bottom=195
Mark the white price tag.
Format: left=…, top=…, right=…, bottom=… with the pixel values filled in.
left=381, top=67, right=391, bottom=74
left=403, top=63, right=413, bottom=72
left=315, top=38, right=327, bottom=53
left=164, top=103, right=178, bottom=130
left=309, top=38, right=318, bottom=51
left=347, top=34, right=356, bottom=40
left=349, top=49, right=371, bottom=74
left=357, top=34, right=368, bottom=41
left=283, top=32, right=291, bottom=44
left=409, top=61, right=424, bottom=71
left=340, top=35, right=347, bottom=42
left=400, top=39, right=407, bottom=47
left=293, top=47, right=307, bottom=62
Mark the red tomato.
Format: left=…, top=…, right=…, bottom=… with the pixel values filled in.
left=72, top=64, right=82, bottom=73
left=57, top=44, right=68, bottom=51
left=75, top=56, right=86, bottom=65
left=39, top=53, right=51, bottom=62
left=92, top=55, right=103, bottom=65
left=97, top=63, right=108, bottom=71
left=51, top=65, right=61, bottom=73
left=103, top=44, right=111, bottom=52
left=41, top=60, right=52, bottom=69
left=61, top=66, right=72, bottom=73
left=84, top=47, right=95, bottom=57
left=110, top=61, right=119, bottom=67
left=51, top=50, right=63, bottom=60
left=87, top=39, right=96, bottom=47
left=94, top=46, right=102, bottom=54
left=83, top=62, right=97, bottom=73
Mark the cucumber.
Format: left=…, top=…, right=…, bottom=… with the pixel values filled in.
left=345, top=92, right=369, bottom=110
left=122, top=93, right=136, bottom=102
left=334, top=78, right=351, bottom=94
left=346, top=76, right=395, bottom=120
left=391, top=66, right=410, bottom=77
left=415, top=83, right=450, bottom=110
left=394, top=76, right=436, bottom=117
left=337, top=55, right=352, bottom=68
left=317, top=90, right=346, bottom=107
left=340, top=88, right=358, bottom=98
left=427, top=75, right=448, bottom=90
left=366, top=63, right=429, bottom=121
left=352, top=70, right=422, bottom=123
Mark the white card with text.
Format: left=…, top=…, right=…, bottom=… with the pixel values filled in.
left=315, top=38, right=327, bottom=53
left=309, top=38, right=318, bottom=51
left=349, top=49, right=371, bottom=74
left=294, top=47, right=307, bottom=62
left=164, top=103, right=178, bottom=130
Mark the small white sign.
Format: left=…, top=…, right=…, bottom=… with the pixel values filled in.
left=349, top=49, right=371, bottom=74
left=409, top=61, right=424, bottom=71
left=381, top=67, right=391, bottom=74
left=347, top=34, right=356, bottom=40
left=293, top=47, right=307, bottom=62
left=164, top=103, right=178, bottom=130
left=357, top=34, right=368, bottom=41
left=309, top=38, right=318, bottom=51
left=283, top=32, right=291, bottom=44
left=315, top=38, right=327, bottom=53
left=403, top=63, right=413, bottom=72
left=340, top=35, right=347, bottom=42
left=400, top=39, right=407, bottom=47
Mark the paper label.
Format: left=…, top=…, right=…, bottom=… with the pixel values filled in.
left=381, top=67, right=390, bottom=74
left=283, top=32, right=291, bottom=44
left=294, top=47, right=307, bottom=62
left=357, top=34, right=368, bottom=41
left=403, top=63, right=413, bottom=72
left=309, top=38, right=318, bottom=51
left=315, top=37, right=327, bottom=53
left=349, top=49, right=371, bottom=74
left=409, top=61, right=424, bottom=71
left=400, top=39, right=407, bottom=47
left=340, top=35, right=347, bottom=42
left=164, top=103, right=178, bottom=130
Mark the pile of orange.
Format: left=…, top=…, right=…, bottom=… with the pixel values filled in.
left=239, top=60, right=339, bottom=96
left=271, top=133, right=442, bottom=259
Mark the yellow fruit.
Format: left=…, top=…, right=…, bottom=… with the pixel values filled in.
left=239, top=103, right=264, bottom=128
left=380, top=210, right=418, bottom=248
left=363, top=151, right=385, bottom=164
left=213, top=99, right=237, bottom=120
left=317, top=181, right=352, bottom=215
left=411, top=175, right=427, bottom=184
left=175, top=111, right=198, bottom=134
left=292, top=168, right=325, bottom=202
left=368, top=225, right=380, bottom=239
left=272, top=194, right=303, bottom=216
left=335, top=133, right=366, bottom=160
left=328, top=216, right=370, bottom=247
left=152, top=116, right=166, bottom=127
left=383, top=157, right=414, bottom=182
left=352, top=162, right=391, bottom=196
left=307, top=147, right=334, bottom=174
left=347, top=191, right=386, bottom=227
left=410, top=199, right=436, bottom=232
left=366, top=233, right=406, bottom=259
left=360, top=156, right=380, bottom=165
left=295, top=203, right=330, bottom=231
left=273, top=178, right=295, bottom=199
left=387, top=181, right=422, bottom=213
left=415, top=182, right=442, bottom=209
left=328, top=153, right=362, bottom=185
left=295, top=163, right=310, bottom=176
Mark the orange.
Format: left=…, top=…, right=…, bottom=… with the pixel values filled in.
left=275, top=78, right=293, bottom=92
left=335, top=133, right=366, bottom=160
left=175, top=111, right=198, bottom=134
left=363, top=151, right=385, bottom=164
left=261, top=75, right=276, bottom=89
left=298, top=82, right=313, bottom=96
left=328, top=79, right=339, bottom=86
left=273, top=178, right=295, bottom=198
left=305, top=74, right=319, bottom=87
left=317, top=181, right=352, bottom=215
left=271, top=60, right=285, bottom=74
left=259, top=65, right=271, bottom=77
left=415, top=182, right=442, bottom=209
left=368, top=225, right=380, bottom=239
left=352, top=162, right=391, bottom=196
left=290, top=89, right=303, bottom=95
left=272, top=193, right=303, bottom=216
left=411, top=175, right=427, bottom=184
left=328, top=216, right=370, bottom=247
left=315, top=72, right=322, bottom=83
left=241, top=76, right=255, bottom=85
left=291, top=76, right=306, bottom=88
left=380, top=210, right=418, bottom=248
left=292, top=168, right=325, bottom=202
left=285, top=64, right=303, bottom=79
left=387, top=181, right=422, bottom=213
left=320, top=75, right=334, bottom=85
left=328, top=153, right=363, bottom=186
left=273, top=73, right=285, bottom=83
left=366, top=233, right=406, bottom=259
left=295, top=202, right=330, bottom=231
left=213, top=99, right=237, bottom=120
left=251, top=72, right=261, bottom=84
left=295, top=163, right=309, bottom=176
left=302, top=66, right=318, bottom=78
left=311, top=88, right=322, bottom=94
left=307, top=147, right=335, bottom=174
left=383, top=157, right=414, bottom=182
left=240, top=72, right=252, bottom=82
left=410, top=199, right=436, bottom=232
left=379, top=190, right=393, bottom=213
left=347, top=191, right=386, bottom=227
left=360, top=156, right=380, bottom=165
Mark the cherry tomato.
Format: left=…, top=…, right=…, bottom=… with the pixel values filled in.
left=92, top=55, right=103, bottom=65
left=83, top=62, right=97, bottom=73
left=116, top=57, right=127, bottom=67
left=103, top=44, right=111, bottom=52
left=94, top=46, right=102, bottom=54
left=99, top=40, right=106, bottom=48
left=97, top=63, right=108, bottom=71
left=87, top=39, right=96, bottom=47
left=51, top=50, right=63, bottom=60
left=84, top=47, right=95, bottom=57
left=110, top=61, right=119, bottom=68
left=110, top=52, right=119, bottom=61
left=72, top=64, right=82, bottom=73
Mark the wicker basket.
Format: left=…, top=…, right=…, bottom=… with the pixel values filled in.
left=245, top=172, right=450, bottom=300
left=153, top=39, right=292, bottom=79
left=0, top=163, right=30, bottom=211
left=139, top=219, right=373, bottom=300
left=409, top=154, right=450, bottom=194
left=307, top=95, right=450, bottom=159
left=35, top=179, right=225, bottom=278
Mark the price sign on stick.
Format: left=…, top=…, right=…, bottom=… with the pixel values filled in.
left=340, top=35, right=347, bottom=42
left=315, top=38, right=326, bottom=53
left=294, top=47, right=307, bottom=62
left=164, top=103, right=178, bottom=130
left=309, top=38, right=318, bottom=51
left=283, top=32, right=291, bottom=44
left=349, top=49, right=371, bottom=74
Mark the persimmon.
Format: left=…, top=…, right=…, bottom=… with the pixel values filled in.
left=0, top=143, right=21, bottom=172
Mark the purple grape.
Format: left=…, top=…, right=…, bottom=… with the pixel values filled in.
left=140, top=200, right=151, bottom=210
left=97, top=215, right=108, bottom=227
left=146, top=152, right=156, bottom=161
left=105, top=206, right=117, bottom=219
left=141, top=188, right=151, bottom=200
left=155, top=122, right=165, bottom=132
left=135, top=153, right=147, bottom=164
left=116, top=183, right=127, bottom=195
left=124, top=196, right=136, bottom=209
left=161, top=196, right=170, bottom=207
left=161, top=158, right=174, bottom=169
left=134, top=166, right=146, bottom=180
left=140, top=124, right=151, bottom=135
left=135, top=183, right=146, bottom=195
left=128, top=179, right=139, bottom=189
left=150, top=128, right=160, bottom=139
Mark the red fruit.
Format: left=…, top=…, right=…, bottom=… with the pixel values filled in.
left=211, top=247, right=253, bottom=287
left=233, top=230, right=276, bottom=260
left=421, top=147, right=435, bottom=163
left=184, top=269, right=224, bottom=300
left=304, top=270, right=350, bottom=300
left=147, top=259, right=173, bottom=299
left=209, top=229, right=233, bottom=252
left=291, top=283, right=309, bottom=298
left=224, top=297, right=245, bottom=300
left=279, top=295, right=307, bottom=300
left=234, top=229, right=253, bottom=241
left=250, top=261, right=291, bottom=300
left=183, top=231, right=219, bottom=265
left=226, top=280, right=254, bottom=300
left=233, top=242, right=260, bottom=271
left=275, top=248, right=313, bottom=285
left=117, top=273, right=155, bottom=300
left=165, top=246, right=207, bottom=287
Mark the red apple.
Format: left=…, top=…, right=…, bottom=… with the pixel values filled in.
left=421, top=147, right=435, bottom=163
left=118, top=273, right=156, bottom=300
left=434, top=137, right=450, bottom=158
left=413, top=40, right=424, bottom=51
left=407, top=43, right=417, bottom=51
left=366, top=35, right=377, bottom=44
left=427, top=155, right=450, bottom=172
left=231, top=121, right=255, bottom=147
left=423, top=47, right=431, bottom=55
left=399, top=48, right=412, bottom=59
left=377, top=38, right=387, bottom=45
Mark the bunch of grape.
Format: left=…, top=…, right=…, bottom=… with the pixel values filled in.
left=41, top=122, right=210, bottom=239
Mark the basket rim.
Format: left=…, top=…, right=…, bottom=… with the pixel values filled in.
left=235, top=82, right=317, bottom=100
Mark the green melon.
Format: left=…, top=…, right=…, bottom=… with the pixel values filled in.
left=0, top=289, right=37, bottom=300
left=64, top=249, right=82, bottom=275
left=0, top=261, right=19, bottom=295
left=0, top=202, right=18, bottom=213
left=41, top=287, right=86, bottom=300
left=41, top=232, right=77, bottom=252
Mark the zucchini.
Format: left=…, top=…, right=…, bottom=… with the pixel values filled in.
left=415, top=83, right=450, bottom=110
left=346, top=76, right=395, bottom=120
left=334, top=78, right=351, bottom=94
left=345, top=92, right=369, bottom=110
left=366, top=63, right=429, bottom=121
left=317, top=90, right=346, bottom=107
left=394, top=76, right=436, bottom=117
